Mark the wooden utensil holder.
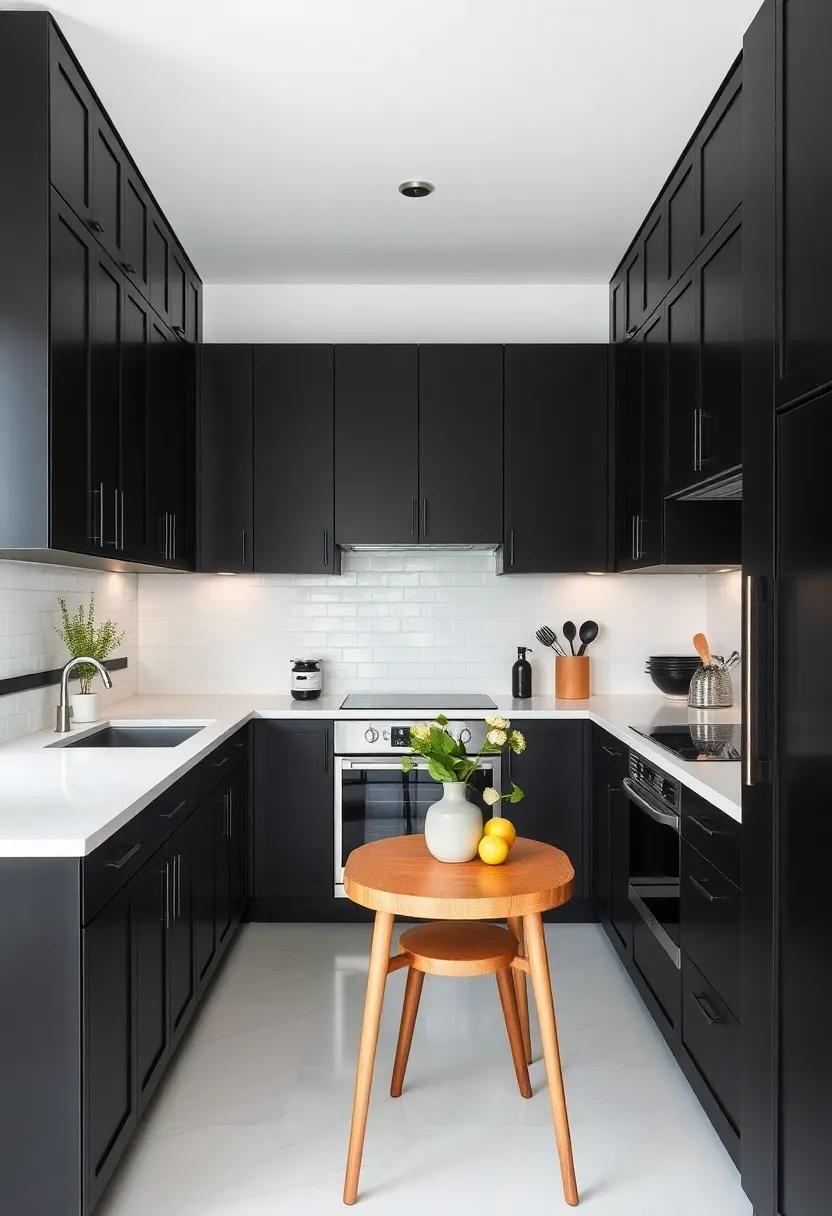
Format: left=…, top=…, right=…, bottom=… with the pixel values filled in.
left=556, top=655, right=590, bottom=699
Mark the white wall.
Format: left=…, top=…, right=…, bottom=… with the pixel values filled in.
left=137, top=551, right=726, bottom=699
left=0, top=562, right=138, bottom=742
left=203, top=283, right=609, bottom=343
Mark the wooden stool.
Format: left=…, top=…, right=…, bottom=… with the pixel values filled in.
left=390, top=920, right=532, bottom=1100
left=342, top=836, right=578, bottom=1208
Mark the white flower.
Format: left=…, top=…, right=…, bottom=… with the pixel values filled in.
left=486, top=728, right=508, bottom=746
left=509, top=729, right=526, bottom=754
left=482, top=786, right=502, bottom=806
left=485, top=714, right=510, bottom=730
left=410, top=723, right=431, bottom=742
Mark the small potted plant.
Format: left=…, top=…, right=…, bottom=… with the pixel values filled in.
left=55, top=594, right=124, bottom=722
left=401, top=713, right=526, bottom=862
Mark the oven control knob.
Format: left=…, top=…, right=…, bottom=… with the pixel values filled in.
left=364, top=727, right=379, bottom=744
left=459, top=727, right=472, bottom=744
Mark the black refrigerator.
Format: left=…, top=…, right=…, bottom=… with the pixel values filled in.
left=742, top=3, right=832, bottom=1215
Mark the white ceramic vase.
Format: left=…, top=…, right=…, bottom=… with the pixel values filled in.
left=71, top=692, right=100, bottom=723
left=424, top=782, right=483, bottom=863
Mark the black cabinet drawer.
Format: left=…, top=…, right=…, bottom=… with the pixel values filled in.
left=83, top=815, right=150, bottom=924
left=681, top=957, right=741, bottom=1134
left=681, top=843, right=741, bottom=1017
left=681, top=792, right=740, bottom=886
left=632, top=915, right=679, bottom=1035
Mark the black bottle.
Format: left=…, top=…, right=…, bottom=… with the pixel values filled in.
left=512, top=646, right=532, bottom=699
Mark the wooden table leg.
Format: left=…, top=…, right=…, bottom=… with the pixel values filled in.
left=524, top=911, right=579, bottom=1207
left=508, top=915, right=532, bottom=1064
left=344, top=910, right=395, bottom=1206
left=495, top=968, right=533, bottom=1098
left=390, top=965, right=424, bottom=1097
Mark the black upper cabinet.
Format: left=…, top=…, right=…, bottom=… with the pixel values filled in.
left=643, top=205, right=668, bottom=319
left=625, top=248, right=644, bottom=335
left=617, top=312, right=665, bottom=570
left=665, top=272, right=699, bottom=494
left=122, top=167, right=150, bottom=295
left=504, top=345, right=609, bottom=573
left=120, top=285, right=153, bottom=559
left=610, top=271, right=626, bottom=344
left=697, top=64, right=742, bottom=251
left=253, top=345, right=337, bottom=572
left=698, top=215, right=743, bottom=480
left=774, top=0, right=832, bottom=407
left=253, top=720, right=333, bottom=901
left=667, top=154, right=697, bottom=288
left=90, top=113, right=124, bottom=266
left=49, top=29, right=94, bottom=223
left=418, top=345, right=503, bottom=544
left=334, top=345, right=419, bottom=544
left=148, top=316, right=194, bottom=567
left=198, top=345, right=253, bottom=573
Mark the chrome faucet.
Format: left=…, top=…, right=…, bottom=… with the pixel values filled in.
left=55, top=657, right=113, bottom=733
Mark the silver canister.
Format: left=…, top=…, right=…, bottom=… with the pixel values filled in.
left=688, top=663, right=734, bottom=709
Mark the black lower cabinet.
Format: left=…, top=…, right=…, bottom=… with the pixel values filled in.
left=507, top=721, right=587, bottom=916
left=252, top=720, right=334, bottom=914
left=590, top=727, right=630, bottom=952
left=133, top=858, right=170, bottom=1115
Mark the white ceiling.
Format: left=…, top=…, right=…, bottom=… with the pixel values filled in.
left=23, top=1, right=761, bottom=284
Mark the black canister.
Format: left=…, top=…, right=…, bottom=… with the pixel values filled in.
left=512, top=646, right=532, bottom=699
left=290, top=658, right=322, bottom=700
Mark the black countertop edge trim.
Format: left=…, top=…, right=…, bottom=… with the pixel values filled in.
left=0, top=657, right=128, bottom=700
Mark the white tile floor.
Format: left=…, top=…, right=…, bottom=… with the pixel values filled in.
left=98, top=923, right=752, bottom=1216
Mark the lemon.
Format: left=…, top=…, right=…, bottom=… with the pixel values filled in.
left=478, top=834, right=510, bottom=865
left=484, top=817, right=517, bottom=848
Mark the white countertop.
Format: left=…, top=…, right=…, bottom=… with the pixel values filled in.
left=0, top=692, right=743, bottom=858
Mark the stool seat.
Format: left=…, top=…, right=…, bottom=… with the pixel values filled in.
left=399, top=920, right=518, bottom=977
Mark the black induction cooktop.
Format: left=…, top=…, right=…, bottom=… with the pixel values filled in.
left=630, top=722, right=742, bottom=762
left=340, top=693, right=497, bottom=711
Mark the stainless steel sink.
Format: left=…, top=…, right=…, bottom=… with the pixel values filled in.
left=58, top=724, right=205, bottom=749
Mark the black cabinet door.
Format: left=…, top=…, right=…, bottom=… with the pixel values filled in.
left=625, top=247, right=644, bottom=335
left=83, top=883, right=137, bottom=1210
left=666, top=154, right=697, bottom=288
left=165, top=835, right=196, bottom=1049
left=49, top=193, right=94, bottom=554
left=90, top=249, right=123, bottom=553
left=228, top=762, right=247, bottom=926
left=505, top=345, right=609, bottom=573
left=507, top=721, right=584, bottom=897
left=198, top=345, right=253, bottom=572
left=133, top=855, right=170, bottom=1114
left=185, top=272, right=201, bottom=344
left=609, top=783, right=632, bottom=951
left=148, top=316, right=173, bottom=562
left=148, top=316, right=193, bottom=567
left=49, top=30, right=94, bottom=224
left=253, top=721, right=333, bottom=899
left=148, top=212, right=170, bottom=320
left=214, top=782, right=232, bottom=945
left=610, top=271, right=626, bottom=343
left=696, top=64, right=743, bottom=253
left=591, top=730, right=628, bottom=922
left=121, top=284, right=152, bottom=559
left=418, top=345, right=503, bottom=543
left=774, top=0, right=832, bottom=406
left=90, top=111, right=124, bottom=267
left=665, top=272, right=699, bottom=494
left=699, top=215, right=742, bottom=480
left=643, top=206, right=668, bottom=318
left=334, top=345, right=418, bottom=544
left=122, top=167, right=150, bottom=296
left=253, top=345, right=336, bottom=572
left=192, top=793, right=218, bottom=991
left=168, top=247, right=188, bottom=338
left=615, top=337, right=644, bottom=570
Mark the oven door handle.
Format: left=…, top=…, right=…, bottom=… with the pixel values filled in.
left=622, top=777, right=680, bottom=833
left=339, top=759, right=495, bottom=772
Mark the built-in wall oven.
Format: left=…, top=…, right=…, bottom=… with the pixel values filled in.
left=623, top=751, right=681, bottom=968
left=333, top=720, right=500, bottom=896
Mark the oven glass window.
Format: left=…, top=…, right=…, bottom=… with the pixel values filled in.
left=628, top=801, right=680, bottom=949
left=341, top=765, right=491, bottom=867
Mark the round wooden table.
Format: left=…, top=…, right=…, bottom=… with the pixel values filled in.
left=342, top=835, right=578, bottom=1206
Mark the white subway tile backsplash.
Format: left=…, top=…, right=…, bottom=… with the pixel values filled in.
left=137, top=552, right=739, bottom=699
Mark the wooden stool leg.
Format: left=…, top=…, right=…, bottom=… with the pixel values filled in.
left=390, top=966, right=425, bottom=1097
left=508, top=915, right=532, bottom=1064
left=343, top=910, right=395, bottom=1206
left=524, top=912, right=579, bottom=1207
left=495, top=968, right=532, bottom=1098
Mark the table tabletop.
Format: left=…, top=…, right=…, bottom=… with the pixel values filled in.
left=343, top=835, right=574, bottom=920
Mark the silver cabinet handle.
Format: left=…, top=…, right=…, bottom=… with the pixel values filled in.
left=410, top=499, right=417, bottom=536
left=120, top=490, right=125, bottom=550
left=99, top=482, right=105, bottom=547
left=176, top=853, right=181, bottom=918
left=213, top=754, right=231, bottom=769
left=637, top=514, right=644, bottom=560
left=622, top=777, right=680, bottom=831
left=242, top=528, right=247, bottom=567
left=104, top=841, right=142, bottom=870
left=692, top=990, right=721, bottom=1025
left=689, top=874, right=725, bottom=904
left=162, top=863, right=170, bottom=928
left=323, top=528, right=329, bottom=568
left=421, top=497, right=429, bottom=538
left=509, top=528, right=515, bottom=568
left=172, top=513, right=176, bottom=561
left=159, top=798, right=188, bottom=821
left=631, top=514, right=637, bottom=561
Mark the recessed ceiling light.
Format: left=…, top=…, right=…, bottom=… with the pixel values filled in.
left=398, top=180, right=435, bottom=198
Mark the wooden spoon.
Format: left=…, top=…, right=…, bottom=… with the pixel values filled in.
left=693, top=632, right=712, bottom=667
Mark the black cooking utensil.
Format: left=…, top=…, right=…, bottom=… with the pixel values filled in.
left=577, top=620, right=599, bottom=655
left=562, top=620, right=577, bottom=656
left=535, top=625, right=566, bottom=657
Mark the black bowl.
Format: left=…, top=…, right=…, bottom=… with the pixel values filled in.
left=647, top=655, right=701, bottom=667
left=646, top=666, right=697, bottom=697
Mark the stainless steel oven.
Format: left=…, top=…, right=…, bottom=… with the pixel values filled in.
left=623, top=751, right=681, bottom=967
left=333, top=720, right=500, bottom=896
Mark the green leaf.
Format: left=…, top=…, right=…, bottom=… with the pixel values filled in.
left=435, top=713, right=449, bottom=727
left=400, top=755, right=415, bottom=773
left=509, top=782, right=524, bottom=804
left=426, top=757, right=459, bottom=783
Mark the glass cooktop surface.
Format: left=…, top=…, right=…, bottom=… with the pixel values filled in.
left=630, top=722, right=742, bottom=762
left=340, top=693, right=497, bottom=711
